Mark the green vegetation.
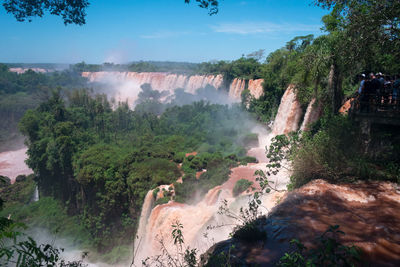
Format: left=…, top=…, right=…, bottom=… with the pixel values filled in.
left=232, top=179, right=253, bottom=197
left=17, top=86, right=256, bottom=255
left=265, top=114, right=400, bottom=190
left=0, top=178, right=89, bottom=266
left=175, top=155, right=237, bottom=203
left=0, top=175, right=35, bottom=208
left=278, top=225, right=361, bottom=267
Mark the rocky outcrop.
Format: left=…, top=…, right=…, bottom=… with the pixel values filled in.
left=201, top=179, right=400, bottom=266
left=339, top=98, right=355, bottom=114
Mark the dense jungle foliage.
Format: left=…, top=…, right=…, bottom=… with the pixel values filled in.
left=4, top=84, right=257, bottom=259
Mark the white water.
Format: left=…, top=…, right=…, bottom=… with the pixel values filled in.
left=133, top=118, right=292, bottom=264
left=82, top=72, right=264, bottom=106
left=32, top=186, right=39, bottom=202
left=272, top=85, right=303, bottom=135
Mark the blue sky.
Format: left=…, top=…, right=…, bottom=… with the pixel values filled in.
left=0, top=0, right=329, bottom=64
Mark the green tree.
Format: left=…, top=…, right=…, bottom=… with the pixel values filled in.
left=3, top=0, right=89, bottom=25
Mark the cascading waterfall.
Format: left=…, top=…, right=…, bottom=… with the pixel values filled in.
left=133, top=85, right=308, bottom=264
left=300, top=98, right=323, bottom=131
left=82, top=72, right=264, bottom=104
left=32, top=185, right=39, bottom=202
left=228, top=78, right=264, bottom=100
left=272, top=85, right=303, bottom=135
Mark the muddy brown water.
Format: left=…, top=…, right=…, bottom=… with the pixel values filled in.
left=219, top=179, right=400, bottom=266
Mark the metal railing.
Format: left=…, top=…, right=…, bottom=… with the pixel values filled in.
left=351, top=92, right=399, bottom=114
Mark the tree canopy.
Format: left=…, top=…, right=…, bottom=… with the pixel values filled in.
left=3, top=0, right=218, bottom=25
left=3, top=0, right=89, bottom=25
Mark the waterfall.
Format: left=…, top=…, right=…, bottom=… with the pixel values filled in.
left=227, top=78, right=264, bottom=101
left=272, top=85, right=303, bottom=135
left=89, top=78, right=313, bottom=264
left=228, top=78, right=246, bottom=99
left=32, top=185, right=39, bottom=202
left=133, top=190, right=155, bottom=262
left=300, top=98, right=323, bottom=131
left=248, top=79, right=264, bottom=99
left=132, top=85, right=316, bottom=264
left=82, top=72, right=264, bottom=104
left=133, top=125, right=290, bottom=264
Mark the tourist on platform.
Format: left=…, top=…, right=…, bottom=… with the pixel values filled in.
left=393, top=74, right=400, bottom=105
left=358, top=74, right=366, bottom=94
left=360, top=74, right=373, bottom=112
left=383, top=75, right=392, bottom=105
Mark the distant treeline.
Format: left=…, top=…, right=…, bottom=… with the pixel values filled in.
left=68, top=59, right=264, bottom=79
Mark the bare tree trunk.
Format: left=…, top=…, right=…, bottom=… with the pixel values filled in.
left=328, top=62, right=343, bottom=113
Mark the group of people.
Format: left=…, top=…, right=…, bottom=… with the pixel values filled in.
left=357, top=72, right=400, bottom=112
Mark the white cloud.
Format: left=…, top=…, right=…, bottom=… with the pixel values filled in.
left=140, top=31, right=190, bottom=39
left=211, top=22, right=321, bottom=35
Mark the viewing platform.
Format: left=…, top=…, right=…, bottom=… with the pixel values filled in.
left=349, top=94, right=400, bottom=127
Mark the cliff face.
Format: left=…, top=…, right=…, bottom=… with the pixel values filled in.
left=201, top=179, right=400, bottom=266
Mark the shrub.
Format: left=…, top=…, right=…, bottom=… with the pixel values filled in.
left=232, top=179, right=253, bottom=196
left=239, top=156, right=258, bottom=165
left=155, top=196, right=170, bottom=206
left=173, top=152, right=185, bottom=163
left=290, top=115, right=362, bottom=187
left=277, top=225, right=361, bottom=267
left=0, top=175, right=36, bottom=207
left=232, top=221, right=266, bottom=242
left=152, top=188, right=160, bottom=199
left=0, top=175, right=11, bottom=187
